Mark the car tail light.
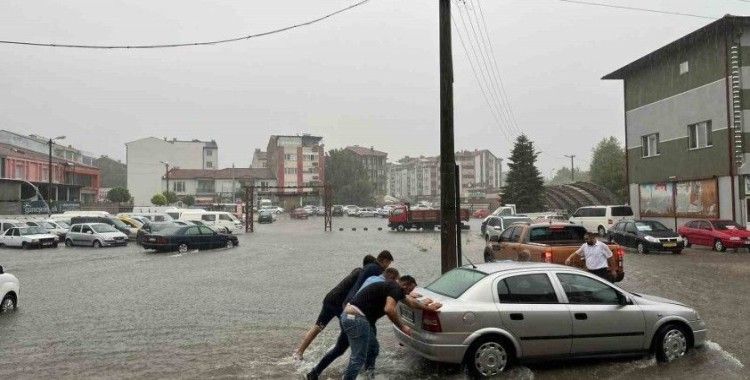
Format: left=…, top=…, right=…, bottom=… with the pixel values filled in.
left=544, top=248, right=553, bottom=263
left=608, top=219, right=613, bottom=225
left=616, top=247, right=624, bottom=270
left=422, top=310, right=442, bottom=333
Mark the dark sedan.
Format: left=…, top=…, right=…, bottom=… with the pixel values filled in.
left=141, top=225, right=239, bottom=253
left=258, top=211, right=274, bottom=224
left=608, top=219, right=684, bottom=254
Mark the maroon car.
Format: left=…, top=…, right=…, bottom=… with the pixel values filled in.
left=677, top=219, right=750, bottom=252
left=290, top=208, right=308, bottom=220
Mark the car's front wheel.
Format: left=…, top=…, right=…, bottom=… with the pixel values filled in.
left=65, top=239, right=73, bottom=247
left=93, top=240, right=102, bottom=248
left=637, top=242, right=648, bottom=255
left=655, top=324, right=689, bottom=362
left=464, top=336, right=512, bottom=378
left=178, top=243, right=189, bottom=253
left=714, top=239, right=726, bottom=252
left=0, top=293, right=16, bottom=313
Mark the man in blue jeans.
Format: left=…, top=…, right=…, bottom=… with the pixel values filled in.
left=340, top=275, right=441, bottom=380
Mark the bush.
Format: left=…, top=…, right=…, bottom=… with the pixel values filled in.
left=151, top=193, right=167, bottom=206
left=107, top=187, right=131, bottom=203
left=162, top=191, right=178, bottom=204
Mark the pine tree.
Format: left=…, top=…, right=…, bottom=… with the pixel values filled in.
left=502, top=135, right=545, bottom=212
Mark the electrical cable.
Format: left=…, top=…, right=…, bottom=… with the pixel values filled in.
left=556, top=0, right=716, bottom=19
left=0, top=0, right=371, bottom=49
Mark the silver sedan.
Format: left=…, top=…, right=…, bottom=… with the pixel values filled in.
left=395, top=262, right=707, bottom=378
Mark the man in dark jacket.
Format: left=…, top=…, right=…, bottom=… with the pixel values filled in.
left=305, top=250, right=393, bottom=380
left=293, top=254, right=376, bottom=360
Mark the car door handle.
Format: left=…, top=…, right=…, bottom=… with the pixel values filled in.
left=509, top=313, right=524, bottom=321
left=574, top=313, right=588, bottom=320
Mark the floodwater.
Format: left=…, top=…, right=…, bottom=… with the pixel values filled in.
left=0, top=216, right=747, bottom=379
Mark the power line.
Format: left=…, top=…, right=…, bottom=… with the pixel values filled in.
left=556, top=0, right=716, bottom=20
left=0, top=0, right=371, bottom=49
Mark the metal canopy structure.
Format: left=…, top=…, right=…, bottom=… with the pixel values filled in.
left=243, top=184, right=332, bottom=232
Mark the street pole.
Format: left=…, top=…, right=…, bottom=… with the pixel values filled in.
left=564, top=154, right=575, bottom=182
left=439, top=0, right=458, bottom=274
left=48, top=139, right=52, bottom=216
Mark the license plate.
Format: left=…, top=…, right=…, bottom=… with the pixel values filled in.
left=399, top=304, right=414, bottom=323
left=148, top=238, right=156, bottom=242
left=663, top=243, right=676, bottom=247
left=43, top=242, right=53, bottom=246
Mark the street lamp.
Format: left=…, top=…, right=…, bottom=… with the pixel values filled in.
left=160, top=161, right=170, bottom=192
left=48, top=135, right=65, bottom=215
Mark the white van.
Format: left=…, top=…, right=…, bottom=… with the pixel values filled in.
left=179, top=211, right=242, bottom=234
left=0, top=219, right=21, bottom=233
left=569, top=205, right=634, bottom=236
left=60, top=211, right=112, bottom=218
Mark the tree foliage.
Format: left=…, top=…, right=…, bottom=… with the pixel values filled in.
left=325, top=149, right=376, bottom=205
left=589, top=137, right=626, bottom=201
left=151, top=193, right=167, bottom=206
left=106, top=187, right=131, bottom=203
left=162, top=191, right=178, bottom=204
left=547, top=167, right=590, bottom=185
left=182, top=195, right=195, bottom=207
left=502, top=135, right=545, bottom=213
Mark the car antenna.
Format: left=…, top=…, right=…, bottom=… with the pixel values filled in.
left=464, top=255, right=477, bottom=269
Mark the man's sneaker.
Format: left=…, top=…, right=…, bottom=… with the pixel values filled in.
left=292, top=352, right=303, bottom=361
left=305, top=371, right=318, bottom=380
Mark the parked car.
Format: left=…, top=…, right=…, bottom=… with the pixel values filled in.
left=609, top=220, right=684, bottom=254
left=118, top=212, right=173, bottom=223
left=70, top=216, right=137, bottom=239
left=258, top=210, right=274, bottom=224
left=472, top=209, right=490, bottom=219
left=344, top=205, right=359, bottom=216
left=332, top=205, right=344, bottom=217
left=291, top=208, right=309, bottom=219
left=136, top=221, right=186, bottom=245
left=117, top=216, right=144, bottom=230
left=569, top=205, right=634, bottom=236
left=356, top=207, right=377, bottom=217
left=140, top=225, right=238, bottom=253
left=0, top=219, right=21, bottom=234
left=0, top=226, right=59, bottom=249
left=179, top=211, right=242, bottom=234
left=377, top=206, right=392, bottom=218
left=24, top=220, right=69, bottom=240
left=0, top=265, right=19, bottom=313
left=394, top=262, right=706, bottom=377
left=483, top=216, right=533, bottom=241
left=677, top=219, right=750, bottom=252
left=65, top=223, right=128, bottom=248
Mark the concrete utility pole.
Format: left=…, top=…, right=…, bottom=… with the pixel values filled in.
left=47, top=136, right=65, bottom=215
left=160, top=161, right=170, bottom=193
left=439, top=0, right=458, bottom=274
left=564, top=154, right=575, bottom=182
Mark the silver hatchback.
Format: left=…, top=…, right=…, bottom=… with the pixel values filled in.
left=65, top=223, right=128, bottom=248
left=395, top=262, right=707, bottom=378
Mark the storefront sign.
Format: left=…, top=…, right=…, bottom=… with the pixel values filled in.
left=639, top=178, right=718, bottom=218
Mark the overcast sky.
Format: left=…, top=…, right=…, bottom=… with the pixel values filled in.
left=0, top=0, right=747, bottom=178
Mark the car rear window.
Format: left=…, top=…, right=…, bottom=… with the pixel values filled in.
left=611, top=206, right=633, bottom=217
left=426, top=268, right=487, bottom=298
left=529, top=225, right=586, bottom=243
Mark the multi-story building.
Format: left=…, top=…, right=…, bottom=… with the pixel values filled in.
left=94, top=156, right=127, bottom=188
left=603, top=15, right=748, bottom=227
left=0, top=130, right=101, bottom=203
left=345, top=145, right=388, bottom=195
left=457, top=149, right=503, bottom=198
left=126, top=137, right=218, bottom=205
left=251, top=149, right=268, bottom=169
left=163, top=168, right=275, bottom=206
left=265, top=135, right=325, bottom=193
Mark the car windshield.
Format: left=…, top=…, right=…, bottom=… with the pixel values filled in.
left=91, top=224, right=118, bottom=233
left=42, top=222, right=57, bottom=229
left=56, top=221, right=70, bottom=228
left=529, top=225, right=586, bottom=243
left=713, top=220, right=744, bottom=230
left=19, top=227, right=46, bottom=235
left=635, top=221, right=669, bottom=232
left=426, top=268, right=487, bottom=298
left=110, top=218, right=129, bottom=229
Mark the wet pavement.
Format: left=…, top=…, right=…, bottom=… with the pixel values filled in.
left=0, top=216, right=748, bottom=379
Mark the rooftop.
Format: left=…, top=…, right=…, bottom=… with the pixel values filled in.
left=165, top=167, right=274, bottom=180
left=126, top=137, right=218, bottom=148
left=345, top=145, right=388, bottom=157
left=0, top=142, right=97, bottom=169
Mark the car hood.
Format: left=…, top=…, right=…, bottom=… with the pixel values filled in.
left=634, top=293, right=686, bottom=307
left=0, top=273, right=19, bottom=284
left=100, top=232, right=127, bottom=239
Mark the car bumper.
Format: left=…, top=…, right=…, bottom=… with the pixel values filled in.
left=646, top=241, right=685, bottom=251
left=689, top=319, right=708, bottom=347
left=103, top=241, right=128, bottom=247
left=393, top=326, right=467, bottom=364
left=722, top=240, right=750, bottom=248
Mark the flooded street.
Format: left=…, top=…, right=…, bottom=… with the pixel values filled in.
left=0, top=216, right=748, bottom=379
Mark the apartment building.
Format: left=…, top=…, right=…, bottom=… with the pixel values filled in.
left=345, top=145, right=388, bottom=195
left=265, top=135, right=325, bottom=193
left=163, top=168, right=275, bottom=205
left=126, top=137, right=218, bottom=205
left=251, top=149, right=268, bottom=169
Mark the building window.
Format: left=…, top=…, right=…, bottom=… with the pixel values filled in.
left=641, top=133, right=660, bottom=157
left=285, top=168, right=296, bottom=174
left=15, top=163, right=25, bottom=179
left=688, top=121, right=712, bottom=149
left=173, top=181, right=185, bottom=192
left=206, top=161, right=213, bottom=168
left=285, top=154, right=296, bottom=161
left=197, top=180, right=215, bottom=193
left=206, top=150, right=213, bottom=156
left=679, top=61, right=689, bottom=75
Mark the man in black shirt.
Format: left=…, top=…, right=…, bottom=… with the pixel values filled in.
left=293, top=254, right=376, bottom=361
left=305, top=251, right=393, bottom=379
left=341, top=275, right=441, bottom=380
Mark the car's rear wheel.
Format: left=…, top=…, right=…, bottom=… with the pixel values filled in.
left=714, top=240, right=726, bottom=252
left=682, top=236, right=691, bottom=248
left=396, top=224, right=405, bottom=232
left=0, top=294, right=16, bottom=313
left=637, top=242, right=648, bottom=255
left=93, top=240, right=102, bottom=248
left=597, top=226, right=606, bottom=237
left=178, top=243, right=189, bottom=253
left=465, top=336, right=512, bottom=378
left=655, top=324, right=689, bottom=362
left=225, top=240, right=233, bottom=248
left=21, top=242, right=28, bottom=250
left=65, top=239, right=73, bottom=247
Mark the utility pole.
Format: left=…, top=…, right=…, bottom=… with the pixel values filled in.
left=47, top=136, right=65, bottom=215
left=439, top=0, right=458, bottom=274
left=564, top=154, right=575, bottom=182
left=160, top=161, right=170, bottom=193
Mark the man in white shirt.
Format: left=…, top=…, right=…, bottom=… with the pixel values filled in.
left=565, top=232, right=617, bottom=282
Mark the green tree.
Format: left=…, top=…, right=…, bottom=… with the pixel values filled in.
left=325, top=149, right=376, bottom=205
left=589, top=137, right=626, bottom=201
left=182, top=195, right=195, bottom=207
left=106, top=187, right=131, bottom=203
left=162, top=191, right=178, bottom=204
left=151, top=193, right=167, bottom=206
left=502, top=135, right=545, bottom=213
left=547, top=167, right=590, bottom=185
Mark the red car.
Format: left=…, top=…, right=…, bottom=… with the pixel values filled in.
left=290, top=208, right=309, bottom=220
left=677, top=219, right=750, bottom=252
left=472, top=209, right=490, bottom=219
